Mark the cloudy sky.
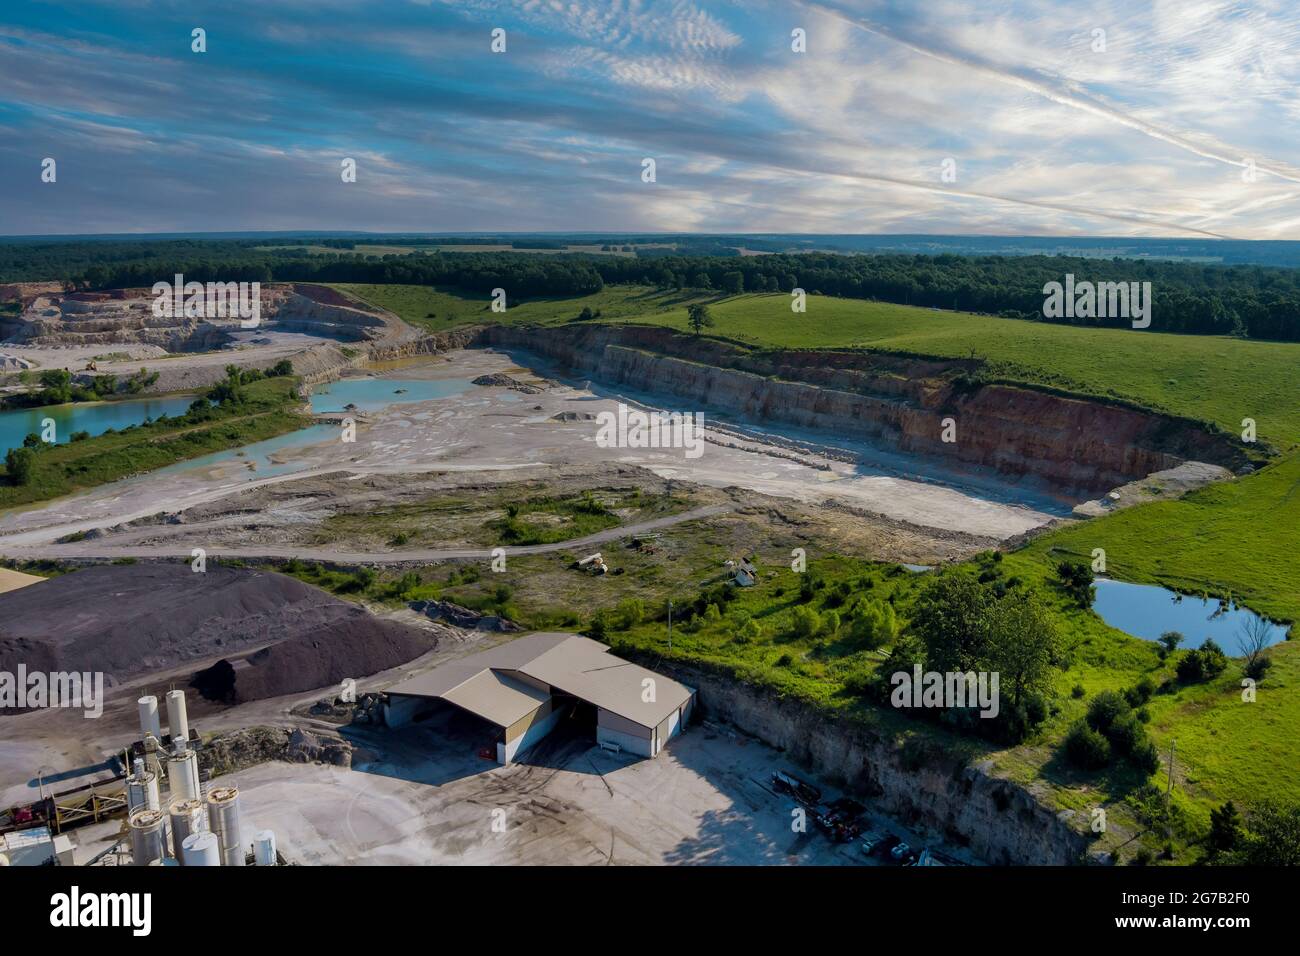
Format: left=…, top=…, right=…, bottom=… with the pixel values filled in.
left=1, top=0, right=1298, bottom=238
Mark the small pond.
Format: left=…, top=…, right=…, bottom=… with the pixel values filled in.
left=1092, top=578, right=1288, bottom=652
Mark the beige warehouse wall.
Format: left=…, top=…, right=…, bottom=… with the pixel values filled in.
left=505, top=698, right=553, bottom=743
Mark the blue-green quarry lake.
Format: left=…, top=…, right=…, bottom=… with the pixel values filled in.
left=309, top=377, right=470, bottom=413
left=0, top=395, right=198, bottom=454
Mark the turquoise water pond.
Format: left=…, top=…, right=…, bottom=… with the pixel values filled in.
left=309, top=377, right=470, bottom=413
left=0, top=395, right=198, bottom=454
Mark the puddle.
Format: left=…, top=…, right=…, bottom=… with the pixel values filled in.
left=152, top=424, right=338, bottom=479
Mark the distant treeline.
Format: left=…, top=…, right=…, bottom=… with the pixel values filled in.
left=3, top=239, right=1300, bottom=340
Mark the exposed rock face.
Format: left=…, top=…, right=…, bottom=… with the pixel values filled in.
left=3, top=284, right=407, bottom=352
left=640, top=657, right=1092, bottom=865
left=478, top=324, right=1249, bottom=498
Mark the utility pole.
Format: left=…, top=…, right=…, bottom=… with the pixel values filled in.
left=667, top=600, right=673, bottom=652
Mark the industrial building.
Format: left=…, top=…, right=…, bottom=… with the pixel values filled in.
left=385, top=633, right=696, bottom=763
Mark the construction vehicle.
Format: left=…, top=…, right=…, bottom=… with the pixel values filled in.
left=771, top=770, right=822, bottom=807
left=815, top=797, right=865, bottom=842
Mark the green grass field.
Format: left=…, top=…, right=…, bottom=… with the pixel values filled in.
left=1020, top=454, right=1300, bottom=625
left=344, top=285, right=1300, bottom=446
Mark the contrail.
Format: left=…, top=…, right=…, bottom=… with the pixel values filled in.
left=805, top=0, right=1300, bottom=185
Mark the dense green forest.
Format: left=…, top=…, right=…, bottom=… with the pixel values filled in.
left=2, top=238, right=1299, bottom=340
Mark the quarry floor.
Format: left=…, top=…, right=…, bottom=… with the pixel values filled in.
left=60, top=716, right=965, bottom=867
left=3, top=620, right=974, bottom=867
left=0, top=348, right=1059, bottom=556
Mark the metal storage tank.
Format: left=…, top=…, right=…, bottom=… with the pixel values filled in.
left=166, top=689, right=189, bottom=741
left=253, top=830, right=277, bottom=866
left=207, top=786, right=244, bottom=867
left=126, top=758, right=161, bottom=813
left=180, top=831, right=221, bottom=867
left=137, top=695, right=162, bottom=740
left=128, top=808, right=167, bottom=867
left=166, top=741, right=201, bottom=802
left=168, top=799, right=206, bottom=862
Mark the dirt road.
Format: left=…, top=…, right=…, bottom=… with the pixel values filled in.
left=13, top=504, right=733, bottom=564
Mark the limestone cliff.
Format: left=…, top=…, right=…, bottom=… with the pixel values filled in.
left=478, top=323, right=1248, bottom=498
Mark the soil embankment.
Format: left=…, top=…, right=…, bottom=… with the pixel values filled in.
left=478, top=324, right=1248, bottom=499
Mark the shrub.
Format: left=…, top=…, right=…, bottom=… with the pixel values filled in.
left=849, top=599, right=898, bottom=650
left=790, top=605, right=821, bottom=638
left=1085, top=690, right=1130, bottom=735
left=1130, top=740, right=1161, bottom=774
left=1064, top=721, right=1111, bottom=771
left=821, top=610, right=841, bottom=636
left=1176, top=640, right=1228, bottom=683
left=1106, top=715, right=1144, bottom=757
left=1244, top=655, right=1273, bottom=680
left=615, top=597, right=645, bottom=629
left=4, top=447, right=35, bottom=485
left=1071, top=683, right=1086, bottom=699
left=1124, top=676, right=1156, bottom=707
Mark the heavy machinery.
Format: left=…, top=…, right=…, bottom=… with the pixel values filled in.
left=771, top=770, right=822, bottom=807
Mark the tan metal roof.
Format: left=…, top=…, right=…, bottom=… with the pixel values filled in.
left=441, top=670, right=550, bottom=727
left=386, top=632, right=694, bottom=730
left=387, top=632, right=571, bottom=700
left=519, top=637, right=694, bottom=729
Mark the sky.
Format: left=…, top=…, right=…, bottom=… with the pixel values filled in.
left=1, top=0, right=1298, bottom=238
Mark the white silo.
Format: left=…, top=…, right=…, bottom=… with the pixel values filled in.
left=180, top=831, right=221, bottom=867
left=168, top=798, right=206, bottom=862
left=165, top=689, right=189, bottom=742
left=126, top=758, right=161, bottom=813
left=253, top=830, right=277, bottom=866
left=206, top=786, right=244, bottom=867
left=137, top=695, right=162, bottom=740
left=128, top=808, right=168, bottom=866
left=166, top=739, right=201, bottom=802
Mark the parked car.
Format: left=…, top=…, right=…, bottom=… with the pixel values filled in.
left=890, top=841, right=912, bottom=862
left=874, top=834, right=902, bottom=858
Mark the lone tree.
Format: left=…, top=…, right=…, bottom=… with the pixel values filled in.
left=1157, top=630, right=1184, bottom=658
left=687, top=303, right=714, bottom=336
left=1237, top=616, right=1274, bottom=679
